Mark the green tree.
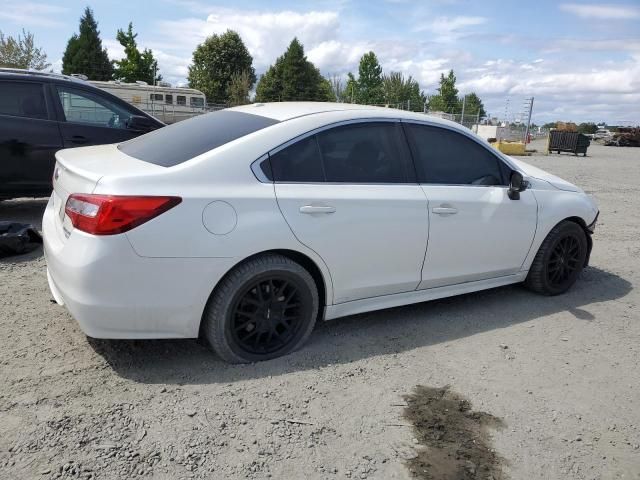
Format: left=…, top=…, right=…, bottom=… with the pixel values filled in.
left=255, top=38, right=333, bottom=102
left=354, top=51, right=384, bottom=105
left=382, top=71, right=426, bottom=110
left=461, top=92, right=486, bottom=119
left=542, top=121, right=558, bottom=129
left=112, top=23, right=161, bottom=84
left=577, top=122, right=598, bottom=135
left=188, top=30, right=256, bottom=104
left=428, top=69, right=460, bottom=113
left=61, top=7, right=112, bottom=80
left=0, top=29, right=50, bottom=70
left=345, top=72, right=359, bottom=103
left=228, top=70, right=252, bottom=106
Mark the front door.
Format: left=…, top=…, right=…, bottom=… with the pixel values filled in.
left=403, top=122, right=538, bottom=289
left=53, top=84, right=140, bottom=148
left=272, top=121, right=429, bottom=304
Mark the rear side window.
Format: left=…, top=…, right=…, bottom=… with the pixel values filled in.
left=405, top=124, right=507, bottom=186
left=119, top=110, right=279, bottom=167
left=317, top=123, right=410, bottom=183
left=0, top=81, right=47, bottom=119
left=268, top=122, right=413, bottom=183
left=269, top=136, right=324, bottom=182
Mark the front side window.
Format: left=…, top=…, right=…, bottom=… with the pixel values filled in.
left=405, top=124, right=507, bottom=186
left=57, top=86, right=133, bottom=129
left=268, top=122, right=413, bottom=183
left=0, top=81, right=47, bottom=119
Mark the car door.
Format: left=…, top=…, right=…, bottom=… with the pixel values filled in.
left=0, top=80, right=63, bottom=197
left=403, top=122, right=538, bottom=289
left=52, top=84, right=144, bottom=148
left=271, top=120, right=429, bottom=304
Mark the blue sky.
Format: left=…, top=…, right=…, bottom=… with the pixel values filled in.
left=1, top=0, right=639, bottom=123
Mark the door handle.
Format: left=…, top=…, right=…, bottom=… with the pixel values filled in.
left=70, top=135, right=88, bottom=144
left=299, top=205, right=336, bottom=214
left=432, top=206, right=458, bottom=215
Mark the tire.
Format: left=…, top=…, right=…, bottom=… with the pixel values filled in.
left=202, top=254, right=319, bottom=363
left=525, top=221, right=588, bottom=295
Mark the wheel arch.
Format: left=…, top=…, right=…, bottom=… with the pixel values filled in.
left=198, top=248, right=330, bottom=336
left=561, top=216, right=593, bottom=266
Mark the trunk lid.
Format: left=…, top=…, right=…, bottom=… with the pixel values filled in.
left=52, top=144, right=166, bottom=240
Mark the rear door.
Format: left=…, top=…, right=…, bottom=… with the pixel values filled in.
left=272, top=120, right=429, bottom=304
left=52, top=84, right=143, bottom=147
left=0, top=79, right=63, bottom=197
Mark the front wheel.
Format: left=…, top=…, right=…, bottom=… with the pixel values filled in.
left=525, top=221, right=588, bottom=295
left=202, top=254, right=319, bottom=363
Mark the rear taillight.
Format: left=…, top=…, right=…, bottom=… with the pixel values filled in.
left=65, top=194, right=181, bottom=235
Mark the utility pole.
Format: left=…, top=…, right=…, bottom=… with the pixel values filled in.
left=460, top=94, right=466, bottom=125
left=523, top=97, right=534, bottom=144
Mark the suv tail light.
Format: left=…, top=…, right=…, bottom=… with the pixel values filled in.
left=65, top=194, right=181, bottom=235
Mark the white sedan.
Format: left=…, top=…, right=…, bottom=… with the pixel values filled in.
left=43, top=102, right=599, bottom=363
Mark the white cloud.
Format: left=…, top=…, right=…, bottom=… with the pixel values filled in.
left=559, top=3, right=640, bottom=19
left=416, top=16, right=487, bottom=42
left=0, top=2, right=67, bottom=27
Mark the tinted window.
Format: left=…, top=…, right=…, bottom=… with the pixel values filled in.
left=57, top=86, right=133, bottom=129
left=0, top=81, right=47, bottom=119
left=177, top=95, right=186, bottom=105
left=405, top=124, right=506, bottom=185
left=269, top=135, right=324, bottom=182
left=190, top=97, right=204, bottom=108
left=165, top=94, right=173, bottom=104
left=150, top=93, right=163, bottom=101
left=317, top=122, right=411, bottom=183
left=119, top=110, right=279, bottom=167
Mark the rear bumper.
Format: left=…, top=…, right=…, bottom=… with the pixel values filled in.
left=43, top=196, right=235, bottom=339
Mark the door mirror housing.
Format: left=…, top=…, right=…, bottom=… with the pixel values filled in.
left=126, top=115, right=157, bottom=133
left=508, top=171, right=527, bottom=200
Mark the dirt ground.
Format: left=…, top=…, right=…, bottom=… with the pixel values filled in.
left=1, top=139, right=639, bottom=480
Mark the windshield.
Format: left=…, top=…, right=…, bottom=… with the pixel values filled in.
left=118, top=110, right=279, bottom=167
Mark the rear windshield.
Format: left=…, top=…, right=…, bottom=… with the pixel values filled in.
left=118, top=110, right=279, bottom=167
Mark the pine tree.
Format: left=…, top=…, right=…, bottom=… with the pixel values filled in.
left=112, top=23, right=161, bottom=84
left=428, top=70, right=460, bottom=113
left=255, top=38, right=333, bottom=102
left=355, top=52, right=384, bottom=105
left=61, top=7, right=112, bottom=80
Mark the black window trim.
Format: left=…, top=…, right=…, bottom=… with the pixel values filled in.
left=401, top=119, right=516, bottom=188
left=251, top=118, right=419, bottom=185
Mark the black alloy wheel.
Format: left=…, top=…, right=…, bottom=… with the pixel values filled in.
left=547, top=234, right=582, bottom=288
left=230, top=276, right=307, bottom=355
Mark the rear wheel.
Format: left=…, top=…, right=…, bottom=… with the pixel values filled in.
left=202, top=254, right=318, bottom=363
left=525, top=221, right=588, bottom=295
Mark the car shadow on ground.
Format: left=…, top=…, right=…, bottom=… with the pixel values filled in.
left=88, top=265, right=632, bottom=385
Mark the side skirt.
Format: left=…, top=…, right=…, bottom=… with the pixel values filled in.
left=324, top=272, right=528, bottom=321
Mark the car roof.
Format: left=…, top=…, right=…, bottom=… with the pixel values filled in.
left=229, top=101, right=463, bottom=129
left=0, top=68, right=89, bottom=84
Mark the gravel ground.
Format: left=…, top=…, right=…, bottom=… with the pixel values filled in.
left=1, top=140, right=639, bottom=480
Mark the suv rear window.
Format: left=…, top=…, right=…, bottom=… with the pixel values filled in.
left=118, top=110, right=279, bottom=167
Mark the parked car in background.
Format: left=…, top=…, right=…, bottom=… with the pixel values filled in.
left=593, top=128, right=612, bottom=140
left=0, top=69, right=164, bottom=200
left=44, top=103, right=598, bottom=363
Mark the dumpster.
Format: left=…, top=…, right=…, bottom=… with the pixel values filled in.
left=548, top=130, right=590, bottom=156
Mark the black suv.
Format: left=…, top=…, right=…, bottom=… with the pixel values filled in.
left=0, top=69, right=164, bottom=199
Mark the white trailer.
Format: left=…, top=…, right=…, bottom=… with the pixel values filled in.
left=89, top=81, right=209, bottom=124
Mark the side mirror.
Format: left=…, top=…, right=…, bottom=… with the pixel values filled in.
left=508, top=171, right=527, bottom=200
left=126, top=115, right=156, bottom=133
